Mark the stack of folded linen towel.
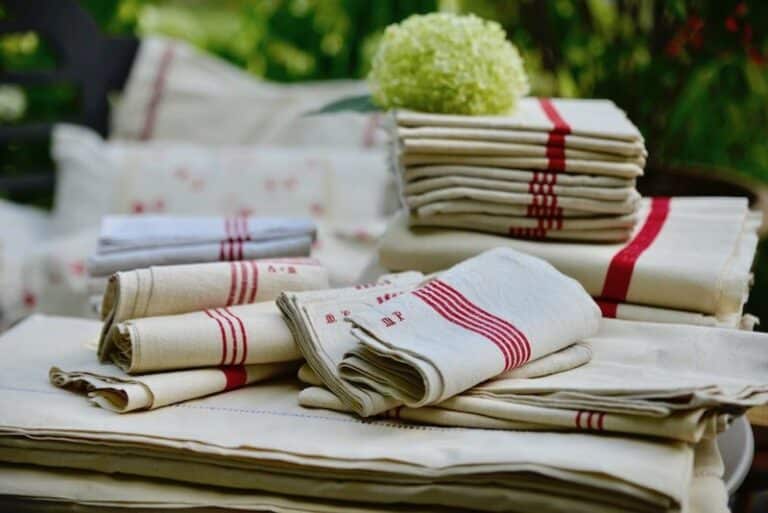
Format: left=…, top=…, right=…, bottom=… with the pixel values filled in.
left=377, top=196, right=761, bottom=328
left=86, top=215, right=316, bottom=297
left=283, top=249, right=768, bottom=446
left=392, top=98, right=646, bottom=242
left=0, top=307, right=748, bottom=513
left=49, top=257, right=329, bottom=412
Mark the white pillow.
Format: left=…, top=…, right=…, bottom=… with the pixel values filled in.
left=111, top=37, right=385, bottom=149
left=0, top=199, right=50, bottom=330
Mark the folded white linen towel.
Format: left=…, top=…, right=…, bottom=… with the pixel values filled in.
left=338, top=248, right=600, bottom=411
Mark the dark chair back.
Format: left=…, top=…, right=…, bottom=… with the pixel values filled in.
left=0, top=0, right=138, bottom=196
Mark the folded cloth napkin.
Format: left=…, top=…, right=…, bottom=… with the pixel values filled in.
left=102, top=301, right=299, bottom=373
left=405, top=187, right=641, bottom=215
left=302, top=316, right=768, bottom=442
left=98, top=258, right=329, bottom=361
left=401, top=154, right=643, bottom=179
left=414, top=199, right=613, bottom=218
left=403, top=176, right=638, bottom=201
left=338, top=248, right=601, bottom=412
left=403, top=165, right=636, bottom=188
left=397, top=126, right=647, bottom=157
left=2, top=315, right=700, bottom=513
left=50, top=362, right=296, bottom=413
left=395, top=98, right=644, bottom=142
left=400, top=139, right=647, bottom=166
left=380, top=197, right=759, bottom=319
left=410, top=213, right=638, bottom=242
left=88, top=237, right=313, bottom=277
left=96, top=215, right=316, bottom=251
left=280, top=266, right=592, bottom=417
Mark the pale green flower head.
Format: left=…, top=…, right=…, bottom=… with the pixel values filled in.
left=368, top=12, right=529, bottom=115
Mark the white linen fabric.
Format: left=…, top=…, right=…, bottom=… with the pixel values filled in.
left=338, top=248, right=600, bottom=412
left=379, top=198, right=759, bottom=320
left=111, top=37, right=386, bottom=148
left=403, top=165, right=636, bottom=188
left=0, top=314, right=704, bottom=513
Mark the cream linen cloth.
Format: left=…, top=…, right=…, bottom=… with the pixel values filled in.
left=0, top=315, right=698, bottom=513
left=596, top=299, right=759, bottom=329
left=50, top=362, right=295, bottom=413
left=400, top=139, right=646, bottom=166
left=338, top=248, right=600, bottom=412
left=406, top=187, right=642, bottom=215
left=302, top=317, right=768, bottom=442
left=102, top=301, right=299, bottom=372
left=395, top=99, right=644, bottom=142
left=401, top=154, right=643, bottom=179
left=96, top=215, right=316, bottom=251
left=397, top=126, right=646, bottom=157
left=415, top=199, right=614, bottom=218
left=410, top=213, right=637, bottom=242
left=404, top=175, right=638, bottom=201
left=88, top=237, right=313, bottom=277
left=98, top=258, right=328, bottom=361
left=0, top=439, right=727, bottom=513
left=380, top=197, right=759, bottom=318
left=404, top=165, right=635, bottom=188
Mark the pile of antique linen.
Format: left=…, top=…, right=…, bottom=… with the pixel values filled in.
left=393, top=98, right=646, bottom=242
left=1, top=246, right=766, bottom=513
left=387, top=98, right=760, bottom=329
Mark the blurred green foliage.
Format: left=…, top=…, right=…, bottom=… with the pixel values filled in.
left=2, top=0, right=766, bottom=183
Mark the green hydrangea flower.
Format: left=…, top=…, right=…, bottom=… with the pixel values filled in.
left=368, top=13, right=529, bottom=115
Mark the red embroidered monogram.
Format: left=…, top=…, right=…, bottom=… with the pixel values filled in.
left=412, top=279, right=530, bottom=371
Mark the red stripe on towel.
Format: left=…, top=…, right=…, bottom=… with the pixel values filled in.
left=575, top=410, right=584, bottom=429
left=226, top=262, right=239, bottom=306
left=247, top=261, right=260, bottom=303
left=141, top=44, right=175, bottom=140
left=432, top=280, right=530, bottom=365
left=224, top=307, right=248, bottom=365
left=413, top=279, right=530, bottom=369
left=236, top=261, right=249, bottom=305
left=414, top=287, right=514, bottom=370
left=600, top=197, right=671, bottom=302
left=215, top=307, right=239, bottom=365
left=595, top=299, right=618, bottom=318
left=204, top=309, right=228, bottom=366
left=539, top=98, right=572, bottom=135
left=539, top=99, right=571, bottom=172
left=221, top=365, right=248, bottom=390
left=597, top=412, right=606, bottom=431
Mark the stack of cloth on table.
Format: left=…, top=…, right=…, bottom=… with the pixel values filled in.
left=392, top=98, right=646, bottom=242
left=50, top=257, right=329, bottom=412
left=86, top=215, right=317, bottom=303
left=376, top=196, right=761, bottom=329
left=282, top=250, right=768, bottom=446
left=0, top=310, right=752, bottom=513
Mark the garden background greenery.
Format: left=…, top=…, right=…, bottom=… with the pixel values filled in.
left=2, top=0, right=768, bottom=322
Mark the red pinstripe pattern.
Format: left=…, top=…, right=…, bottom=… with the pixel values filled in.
left=140, top=44, right=175, bottom=140
left=247, top=261, right=260, bottom=303
left=226, top=262, right=238, bottom=306
left=509, top=227, right=548, bottom=239
left=204, top=309, right=228, bottom=366
left=236, top=261, right=249, bottom=305
left=538, top=98, right=571, bottom=173
left=215, top=307, right=238, bottom=365
left=224, top=307, right=248, bottom=365
left=411, top=279, right=530, bottom=370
